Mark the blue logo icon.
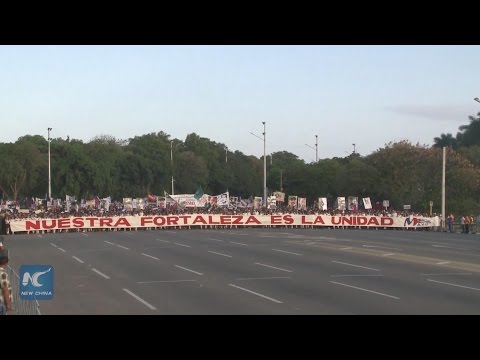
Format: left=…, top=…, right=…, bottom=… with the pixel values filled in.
left=20, top=265, right=54, bottom=300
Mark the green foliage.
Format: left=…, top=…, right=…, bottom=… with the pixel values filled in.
left=0, top=118, right=480, bottom=216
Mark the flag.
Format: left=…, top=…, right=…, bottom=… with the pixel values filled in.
left=194, top=186, right=204, bottom=200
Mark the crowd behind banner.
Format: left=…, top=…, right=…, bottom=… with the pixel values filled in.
left=1, top=192, right=478, bottom=234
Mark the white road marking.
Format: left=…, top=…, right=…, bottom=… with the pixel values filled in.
left=236, top=277, right=291, bottom=281
left=174, top=265, right=203, bottom=276
left=330, top=274, right=384, bottom=277
left=122, top=288, right=157, bottom=310
left=50, top=243, right=58, bottom=248
left=331, top=261, right=380, bottom=271
left=156, top=239, right=170, bottom=243
left=382, top=253, right=395, bottom=256
left=436, top=261, right=451, bottom=265
left=421, top=273, right=472, bottom=276
left=228, top=284, right=283, bottom=303
left=164, top=231, right=176, bottom=234
left=427, top=279, right=480, bottom=291
left=141, top=253, right=159, bottom=260
left=138, top=280, right=196, bottom=284
left=432, top=244, right=471, bottom=251
left=57, top=247, right=66, bottom=253
left=230, top=241, right=248, bottom=246
left=174, top=242, right=191, bottom=248
left=272, top=249, right=302, bottom=256
left=208, top=238, right=224, bottom=242
left=92, top=268, right=110, bottom=279
left=116, top=245, right=130, bottom=250
left=208, top=251, right=232, bottom=258
left=330, top=281, right=399, bottom=300
left=340, top=247, right=352, bottom=250
left=255, top=262, right=293, bottom=273
left=81, top=233, right=88, bottom=237
left=104, top=241, right=115, bottom=245
left=363, top=245, right=403, bottom=251
left=72, top=256, right=84, bottom=264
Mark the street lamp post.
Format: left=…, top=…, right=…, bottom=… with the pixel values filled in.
left=263, top=122, right=266, bottom=207
left=305, top=135, right=319, bottom=163
left=170, top=140, right=174, bottom=195
left=47, top=127, right=52, bottom=200
left=352, top=143, right=356, bottom=154
left=250, top=122, right=267, bottom=207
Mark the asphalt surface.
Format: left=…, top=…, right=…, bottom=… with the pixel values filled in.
left=5, top=228, right=480, bottom=314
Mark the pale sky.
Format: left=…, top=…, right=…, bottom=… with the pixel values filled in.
left=1, top=45, right=479, bottom=162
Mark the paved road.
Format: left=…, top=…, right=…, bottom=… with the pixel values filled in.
left=6, top=228, right=480, bottom=314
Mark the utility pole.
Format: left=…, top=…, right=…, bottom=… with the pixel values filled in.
left=280, top=169, right=283, bottom=191
left=170, top=140, right=174, bottom=195
left=48, top=127, right=52, bottom=200
left=315, top=135, right=318, bottom=162
left=263, top=122, right=266, bottom=207
left=442, top=146, right=446, bottom=231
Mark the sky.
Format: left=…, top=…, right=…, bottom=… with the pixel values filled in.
left=0, top=45, right=479, bottom=162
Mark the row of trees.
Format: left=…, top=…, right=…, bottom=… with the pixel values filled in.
left=1, top=112, right=480, bottom=215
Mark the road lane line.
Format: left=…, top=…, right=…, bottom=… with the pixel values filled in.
left=228, top=284, right=283, bottom=303
left=272, top=249, right=302, bottom=256
left=174, top=265, right=203, bottom=276
left=236, top=277, right=291, bottom=281
left=427, top=279, right=480, bottom=291
left=122, top=289, right=157, bottom=310
left=432, top=244, right=471, bottom=250
left=255, top=263, right=293, bottom=273
left=164, top=231, right=176, bottom=234
left=92, top=268, right=110, bottom=279
left=208, top=251, right=232, bottom=258
left=340, top=247, right=352, bottom=250
left=421, top=273, right=472, bottom=276
left=72, top=256, right=84, bottom=264
left=104, top=241, right=115, bottom=245
left=208, top=238, right=224, bottom=242
left=81, top=233, right=88, bottom=237
left=116, top=245, right=130, bottom=250
left=138, top=280, right=197, bottom=284
left=156, top=239, right=170, bottom=243
left=331, top=261, right=380, bottom=271
left=230, top=241, right=248, bottom=246
left=363, top=245, right=403, bottom=251
left=436, top=261, right=451, bottom=265
left=330, top=274, right=384, bottom=277
left=330, top=281, right=399, bottom=299
left=174, top=243, right=191, bottom=248
left=50, top=243, right=58, bottom=248
left=141, top=253, right=159, bottom=260
left=57, top=247, right=66, bottom=253
left=382, top=253, right=395, bottom=256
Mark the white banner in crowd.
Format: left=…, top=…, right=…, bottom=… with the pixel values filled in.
left=9, top=214, right=440, bottom=233
left=337, top=197, right=346, bottom=210
left=318, top=197, right=327, bottom=211
left=363, top=197, right=372, bottom=210
left=288, top=196, right=297, bottom=208
left=254, top=197, right=262, bottom=210
left=268, top=196, right=277, bottom=209
left=383, top=200, right=390, bottom=208
left=216, top=192, right=229, bottom=207
left=273, top=191, right=285, bottom=202
left=348, top=196, right=358, bottom=211
left=298, top=197, right=307, bottom=210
